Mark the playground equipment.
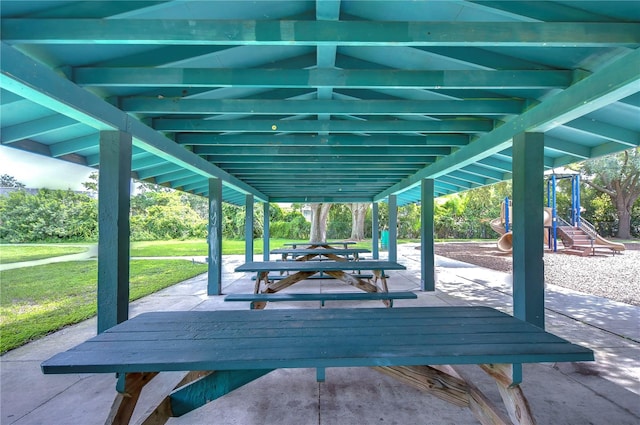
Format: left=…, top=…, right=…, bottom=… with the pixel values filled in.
left=490, top=200, right=551, bottom=253
left=491, top=173, right=625, bottom=256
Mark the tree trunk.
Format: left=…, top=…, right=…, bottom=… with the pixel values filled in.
left=309, top=203, right=332, bottom=242
left=349, top=203, right=369, bottom=240
left=613, top=194, right=633, bottom=239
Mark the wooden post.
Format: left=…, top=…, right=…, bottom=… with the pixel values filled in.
left=263, top=202, right=270, bottom=261
left=97, top=131, right=131, bottom=334
left=421, top=179, right=435, bottom=291
left=207, top=178, right=223, bottom=295
left=245, top=194, right=254, bottom=263
left=388, top=195, right=398, bottom=262
left=372, top=202, right=380, bottom=259
left=512, top=132, right=545, bottom=329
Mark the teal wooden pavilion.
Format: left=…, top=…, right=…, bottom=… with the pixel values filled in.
left=1, top=2, right=638, bottom=424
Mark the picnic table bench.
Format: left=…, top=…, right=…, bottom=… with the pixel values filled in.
left=235, top=260, right=405, bottom=308
left=41, top=306, right=594, bottom=425
left=225, top=291, right=418, bottom=308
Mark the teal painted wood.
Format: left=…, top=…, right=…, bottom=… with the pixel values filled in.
left=170, top=369, right=272, bottom=417
left=374, top=48, right=640, bottom=201
left=283, top=241, right=356, bottom=248
left=245, top=194, right=254, bottom=263
left=235, top=260, right=405, bottom=273
left=372, top=202, right=379, bottom=260
left=121, top=98, right=525, bottom=116
left=512, top=133, right=545, bottom=329
left=97, top=131, right=131, bottom=334
left=224, top=291, right=417, bottom=307
left=75, top=68, right=573, bottom=89
left=7, top=20, right=637, bottom=46
left=388, top=195, right=398, bottom=262
left=263, top=202, right=270, bottom=261
left=41, top=307, right=594, bottom=375
left=249, top=273, right=383, bottom=281
left=207, top=178, right=223, bottom=295
left=0, top=42, right=267, bottom=202
left=270, top=248, right=370, bottom=255
left=157, top=119, right=493, bottom=134
left=421, top=179, right=435, bottom=292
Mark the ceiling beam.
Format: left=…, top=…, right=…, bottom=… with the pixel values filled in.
left=0, top=42, right=267, bottom=202
left=375, top=47, right=640, bottom=200
left=178, top=134, right=469, bottom=147
left=156, top=118, right=493, bottom=134
left=75, top=68, right=574, bottom=89
left=1, top=114, right=81, bottom=144
left=4, top=20, right=638, bottom=46
left=121, top=98, right=524, bottom=115
left=563, top=117, right=639, bottom=148
left=207, top=155, right=433, bottom=164
left=195, top=146, right=451, bottom=156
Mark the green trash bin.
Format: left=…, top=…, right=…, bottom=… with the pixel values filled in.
left=381, top=230, right=389, bottom=250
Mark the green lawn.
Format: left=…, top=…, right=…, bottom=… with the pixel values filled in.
left=0, top=259, right=208, bottom=353
left=130, top=238, right=377, bottom=256
left=0, top=245, right=89, bottom=264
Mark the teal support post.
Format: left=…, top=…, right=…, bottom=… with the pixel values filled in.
left=372, top=202, right=379, bottom=259
left=207, top=178, right=223, bottom=295
left=263, top=202, right=270, bottom=261
left=388, top=195, right=398, bottom=262
left=97, top=131, right=132, bottom=334
left=512, top=132, right=545, bottom=329
left=421, top=179, right=435, bottom=291
left=245, top=194, right=254, bottom=263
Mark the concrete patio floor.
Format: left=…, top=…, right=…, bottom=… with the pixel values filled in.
left=1, top=244, right=638, bottom=425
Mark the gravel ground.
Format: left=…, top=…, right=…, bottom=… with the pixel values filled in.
left=434, top=242, right=640, bottom=306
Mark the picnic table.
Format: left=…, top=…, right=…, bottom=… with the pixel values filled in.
left=283, top=241, right=356, bottom=249
left=41, top=306, right=594, bottom=425
left=235, top=260, right=405, bottom=308
left=270, top=247, right=370, bottom=262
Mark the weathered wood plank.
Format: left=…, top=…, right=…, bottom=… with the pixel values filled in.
left=86, top=322, right=539, bottom=343
left=374, top=365, right=471, bottom=407
left=42, top=308, right=593, bottom=375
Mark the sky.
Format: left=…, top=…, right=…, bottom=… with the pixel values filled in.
left=0, top=145, right=94, bottom=191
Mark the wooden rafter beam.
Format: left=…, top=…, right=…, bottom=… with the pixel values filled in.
left=178, top=134, right=469, bottom=147
left=3, top=20, right=639, bottom=46
left=74, top=68, right=574, bottom=89
left=156, top=118, right=493, bottom=134
left=121, top=98, right=524, bottom=115
left=375, top=47, right=640, bottom=200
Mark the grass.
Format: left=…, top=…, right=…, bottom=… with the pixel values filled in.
left=0, top=245, right=89, bottom=264
left=0, top=237, right=413, bottom=352
left=0, top=259, right=208, bottom=353
left=130, top=238, right=378, bottom=256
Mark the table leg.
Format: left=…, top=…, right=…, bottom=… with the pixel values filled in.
left=373, top=270, right=390, bottom=292
left=323, top=270, right=380, bottom=293
left=104, top=372, right=158, bottom=425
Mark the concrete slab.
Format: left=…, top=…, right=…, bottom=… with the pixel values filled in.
left=2, top=247, right=639, bottom=425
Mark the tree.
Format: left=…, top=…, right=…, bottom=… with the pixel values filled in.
left=309, top=203, right=332, bottom=242
left=0, top=174, right=25, bottom=188
left=348, top=203, right=369, bottom=240
left=581, top=148, right=640, bottom=239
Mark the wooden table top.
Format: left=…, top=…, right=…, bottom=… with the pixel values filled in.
left=270, top=248, right=370, bottom=255
left=236, top=260, right=405, bottom=273
left=41, top=307, right=594, bottom=375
